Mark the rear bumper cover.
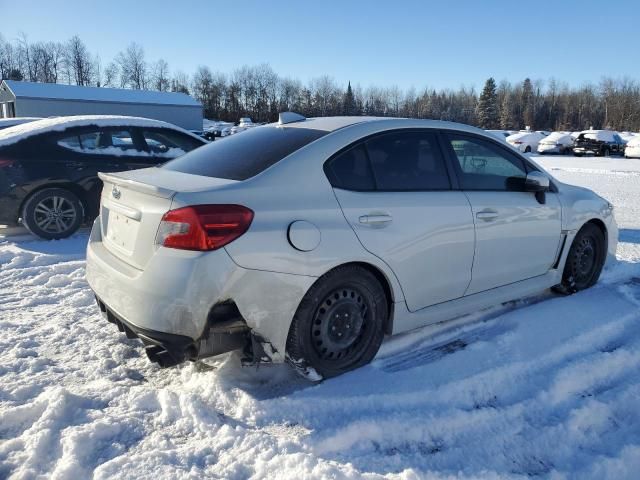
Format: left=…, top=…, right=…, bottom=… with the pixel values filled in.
left=86, top=217, right=317, bottom=365
left=95, top=295, right=196, bottom=367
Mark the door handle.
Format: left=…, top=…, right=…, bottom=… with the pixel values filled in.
left=476, top=209, right=499, bottom=221
left=359, top=214, right=393, bottom=226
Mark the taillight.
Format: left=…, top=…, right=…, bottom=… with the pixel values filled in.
left=156, top=204, right=254, bottom=251
left=0, top=157, right=14, bottom=168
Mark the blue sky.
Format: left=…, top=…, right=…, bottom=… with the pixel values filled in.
left=2, top=0, right=639, bottom=91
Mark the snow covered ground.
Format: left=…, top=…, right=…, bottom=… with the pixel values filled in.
left=1, top=155, right=640, bottom=479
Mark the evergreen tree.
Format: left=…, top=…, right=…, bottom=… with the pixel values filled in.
left=521, top=78, right=534, bottom=129
left=477, top=77, right=499, bottom=128
left=343, top=81, right=357, bottom=115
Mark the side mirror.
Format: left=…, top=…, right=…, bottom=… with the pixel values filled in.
left=524, top=171, right=550, bottom=192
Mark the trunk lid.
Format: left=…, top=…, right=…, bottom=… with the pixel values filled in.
left=98, top=167, right=238, bottom=270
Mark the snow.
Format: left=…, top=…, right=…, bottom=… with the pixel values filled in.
left=0, top=118, right=42, bottom=130
left=0, top=115, right=203, bottom=148
left=1, top=155, right=640, bottom=478
left=3, top=80, right=201, bottom=107
left=538, top=132, right=572, bottom=145
left=58, top=142, right=187, bottom=159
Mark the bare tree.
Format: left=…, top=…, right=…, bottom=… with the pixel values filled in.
left=150, top=59, right=170, bottom=91
left=65, top=35, right=95, bottom=86
left=116, top=42, right=147, bottom=89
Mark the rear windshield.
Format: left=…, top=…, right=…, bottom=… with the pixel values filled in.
left=161, top=126, right=328, bottom=180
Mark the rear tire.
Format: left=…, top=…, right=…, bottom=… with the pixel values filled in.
left=22, top=188, right=84, bottom=240
left=555, top=223, right=606, bottom=294
left=286, top=265, right=387, bottom=380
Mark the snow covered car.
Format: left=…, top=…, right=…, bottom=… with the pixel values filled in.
left=624, top=136, right=640, bottom=158
left=506, top=131, right=546, bottom=153
left=0, top=115, right=205, bottom=239
left=537, top=132, right=574, bottom=154
left=0, top=117, right=42, bottom=130
left=86, top=114, right=617, bottom=380
left=486, top=130, right=517, bottom=142
left=573, top=130, right=626, bottom=157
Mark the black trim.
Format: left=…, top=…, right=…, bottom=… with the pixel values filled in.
left=95, top=295, right=196, bottom=367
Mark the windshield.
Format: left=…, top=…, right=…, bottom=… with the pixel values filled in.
left=162, top=126, right=328, bottom=180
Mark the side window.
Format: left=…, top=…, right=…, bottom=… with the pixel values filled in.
left=365, top=131, right=450, bottom=191
left=141, top=129, right=202, bottom=159
left=57, top=135, right=82, bottom=151
left=324, top=144, right=375, bottom=191
left=58, top=129, right=139, bottom=154
left=447, top=135, right=527, bottom=191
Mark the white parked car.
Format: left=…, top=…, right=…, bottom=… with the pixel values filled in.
left=86, top=114, right=617, bottom=380
left=619, top=131, right=637, bottom=143
left=486, top=130, right=517, bottom=142
left=624, top=136, right=640, bottom=158
left=537, top=132, right=574, bottom=154
left=506, top=131, right=547, bottom=153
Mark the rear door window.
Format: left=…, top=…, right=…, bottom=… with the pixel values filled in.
left=58, top=129, right=140, bottom=155
left=365, top=131, right=450, bottom=191
left=324, top=144, right=376, bottom=191
left=324, top=130, right=451, bottom=191
left=162, top=126, right=327, bottom=180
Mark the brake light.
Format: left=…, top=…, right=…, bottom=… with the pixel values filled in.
left=156, top=204, right=254, bottom=251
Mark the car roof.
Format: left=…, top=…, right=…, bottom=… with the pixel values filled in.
left=271, top=116, right=489, bottom=136
left=0, top=115, right=203, bottom=148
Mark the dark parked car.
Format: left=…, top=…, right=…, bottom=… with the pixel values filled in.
left=573, top=130, right=626, bottom=157
left=0, top=115, right=206, bottom=239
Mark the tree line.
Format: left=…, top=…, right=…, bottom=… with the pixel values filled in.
left=2, top=34, right=640, bottom=131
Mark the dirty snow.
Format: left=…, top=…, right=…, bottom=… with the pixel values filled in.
left=1, top=155, right=640, bottom=479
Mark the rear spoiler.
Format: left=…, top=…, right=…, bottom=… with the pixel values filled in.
left=98, top=172, right=176, bottom=199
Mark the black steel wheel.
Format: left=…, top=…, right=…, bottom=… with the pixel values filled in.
left=286, top=265, right=387, bottom=380
left=22, top=188, right=84, bottom=240
left=557, top=223, right=606, bottom=294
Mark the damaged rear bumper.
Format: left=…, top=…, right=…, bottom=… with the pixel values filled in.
left=95, top=295, right=250, bottom=367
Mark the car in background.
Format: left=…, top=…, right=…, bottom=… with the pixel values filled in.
left=537, top=132, right=574, bottom=154
left=624, top=136, right=640, bottom=158
left=506, top=131, right=547, bottom=153
left=0, top=115, right=206, bottom=239
left=619, top=131, right=637, bottom=143
left=0, top=117, right=42, bottom=130
left=486, top=130, right=517, bottom=142
left=573, top=130, right=626, bottom=157
left=86, top=113, right=617, bottom=380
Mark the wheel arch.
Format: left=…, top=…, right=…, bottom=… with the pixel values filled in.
left=585, top=217, right=608, bottom=251
left=314, top=261, right=396, bottom=335
left=19, top=182, right=90, bottom=222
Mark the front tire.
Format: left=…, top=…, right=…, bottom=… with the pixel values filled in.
left=286, top=265, right=387, bottom=380
left=556, top=223, right=606, bottom=294
left=22, top=188, right=84, bottom=240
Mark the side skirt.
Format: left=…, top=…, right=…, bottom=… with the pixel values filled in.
left=392, top=270, right=563, bottom=335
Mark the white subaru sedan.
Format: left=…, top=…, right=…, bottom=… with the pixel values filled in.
left=86, top=114, right=617, bottom=380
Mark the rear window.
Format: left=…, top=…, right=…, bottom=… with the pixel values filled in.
left=161, top=126, right=327, bottom=180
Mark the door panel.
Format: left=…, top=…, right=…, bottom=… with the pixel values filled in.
left=334, top=189, right=475, bottom=311
left=464, top=191, right=561, bottom=294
